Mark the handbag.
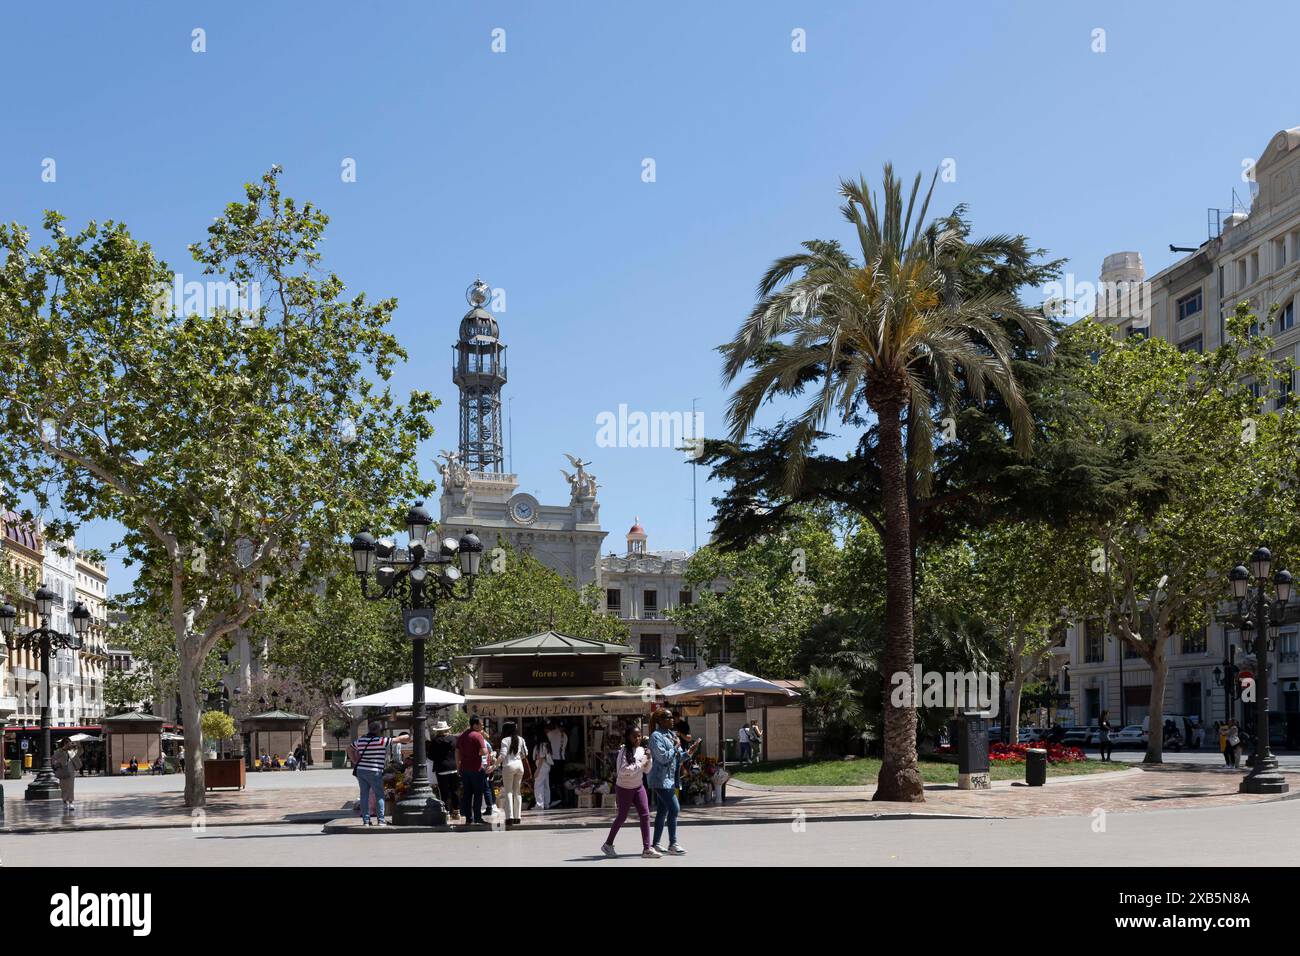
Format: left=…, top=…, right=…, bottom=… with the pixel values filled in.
left=351, top=735, right=380, bottom=777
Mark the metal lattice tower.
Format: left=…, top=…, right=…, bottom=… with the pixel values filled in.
left=452, top=278, right=507, bottom=472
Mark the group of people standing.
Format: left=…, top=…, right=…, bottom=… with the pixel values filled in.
left=350, top=708, right=708, bottom=856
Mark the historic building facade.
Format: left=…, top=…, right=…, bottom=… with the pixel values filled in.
left=75, top=550, right=109, bottom=722
left=1065, top=124, right=1300, bottom=734
left=601, top=520, right=716, bottom=684
left=0, top=511, right=43, bottom=723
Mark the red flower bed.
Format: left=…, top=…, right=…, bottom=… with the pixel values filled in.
left=989, top=742, right=1086, bottom=764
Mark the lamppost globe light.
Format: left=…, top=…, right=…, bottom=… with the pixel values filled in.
left=1274, top=569, right=1293, bottom=604
left=458, top=531, right=482, bottom=576
left=71, top=601, right=91, bottom=637
left=34, top=584, right=54, bottom=619
left=1251, top=547, right=1272, bottom=581
left=406, top=501, right=432, bottom=545
left=440, top=565, right=462, bottom=587
left=351, top=531, right=377, bottom=577
left=0, top=602, right=15, bottom=637
left=1230, top=565, right=1250, bottom=599
left=375, top=538, right=396, bottom=560
left=439, top=536, right=460, bottom=560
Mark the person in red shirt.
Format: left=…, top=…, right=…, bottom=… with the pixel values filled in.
left=456, top=716, right=489, bottom=825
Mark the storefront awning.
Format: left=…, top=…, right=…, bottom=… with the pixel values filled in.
left=464, top=686, right=655, bottom=702
left=463, top=685, right=657, bottom=718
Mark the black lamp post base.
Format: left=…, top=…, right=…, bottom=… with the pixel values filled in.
left=1240, top=770, right=1289, bottom=795
left=392, top=786, right=447, bottom=827
left=25, top=777, right=63, bottom=801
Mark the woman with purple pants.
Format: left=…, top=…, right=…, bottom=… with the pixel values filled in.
left=600, top=726, right=660, bottom=859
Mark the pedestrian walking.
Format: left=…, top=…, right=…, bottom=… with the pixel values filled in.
left=601, top=724, right=658, bottom=858
left=350, top=718, right=409, bottom=826
left=748, top=720, right=763, bottom=763
left=648, top=708, right=698, bottom=856
left=1098, top=711, right=1113, bottom=762
left=51, top=737, right=82, bottom=811
left=457, top=716, right=490, bottom=826
left=1225, top=720, right=1241, bottom=768
left=496, top=721, right=531, bottom=825
left=531, top=734, right=554, bottom=810
left=737, top=724, right=751, bottom=765
left=428, top=720, right=461, bottom=820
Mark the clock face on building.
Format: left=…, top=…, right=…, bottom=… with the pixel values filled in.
left=508, top=494, right=539, bottom=525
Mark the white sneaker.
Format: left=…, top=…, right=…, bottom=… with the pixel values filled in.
left=642, top=847, right=662, bottom=859
left=600, top=843, right=616, bottom=857
left=667, top=844, right=687, bottom=855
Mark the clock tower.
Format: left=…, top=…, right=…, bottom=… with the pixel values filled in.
left=438, top=279, right=607, bottom=588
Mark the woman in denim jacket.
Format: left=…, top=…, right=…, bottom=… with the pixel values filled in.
left=648, top=708, right=698, bottom=855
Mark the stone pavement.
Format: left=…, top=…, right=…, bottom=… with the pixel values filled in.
left=3, top=763, right=1296, bottom=834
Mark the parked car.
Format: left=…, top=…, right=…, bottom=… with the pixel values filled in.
left=1112, top=725, right=1147, bottom=748
left=1061, top=727, right=1093, bottom=748
left=1018, top=727, right=1048, bottom=743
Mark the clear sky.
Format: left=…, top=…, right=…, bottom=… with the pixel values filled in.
left=2, top=0, right=1296, bottom=596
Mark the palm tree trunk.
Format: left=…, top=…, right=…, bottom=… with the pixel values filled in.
left=874, top=398, right=924, bottom=802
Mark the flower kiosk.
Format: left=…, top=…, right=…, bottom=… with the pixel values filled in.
left=456, top=630, right=657, bottom=809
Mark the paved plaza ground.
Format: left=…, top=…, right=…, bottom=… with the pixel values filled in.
left=3, top=797, right=1298, bottom=867
left=2, top=761, right=1297, bottom=836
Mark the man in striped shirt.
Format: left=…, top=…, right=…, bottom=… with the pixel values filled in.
left=351, top=718, right=410, bottom=826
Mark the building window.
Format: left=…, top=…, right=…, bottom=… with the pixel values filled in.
left=1275, top=236, right=1288, bottom=270
left=1281, top=630, right=1298, bottom=664
left=678, top=590, right=692, bottom=607
left=678, top=638, right=697, bottom=662
left=1182, top=627, right=1207, bottom=655
left=606, top=589, right=621, bottom=614
left=643, top=590, right=658, bottom=620
left=1177, top=289, right=1203, bottom=321
left=1084, top=620, right=1104, bottom=663
left=1177, top=334, right=1203, bottom=353
left=1281, top=300, right=1295, bottom=332
left=716, top=640, right=731, bottom=663
left=1278, top=369, right=1293, bottom=410
left=638, top=635, right=660, bottom=660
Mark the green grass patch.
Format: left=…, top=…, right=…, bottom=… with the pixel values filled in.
left=732, top=755, right=1130, bottom=787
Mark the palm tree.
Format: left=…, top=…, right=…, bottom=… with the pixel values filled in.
left=722, top=165, right=1052, bottom=801
left=803, top=665, right=866, bottom=756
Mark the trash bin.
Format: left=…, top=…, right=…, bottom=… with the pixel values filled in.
left=5, top=759, right=22, bottom=780
left=955, top=710, right=992, bottom=789
left=23, top=753, right=33, bottom=770
left=724, top=738, right=736, bottom=762
left=331, top=751, right=346, bottom=770
left=1025, top=747, right=1048, bottom=787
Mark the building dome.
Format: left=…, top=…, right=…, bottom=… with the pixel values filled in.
left=628, top=519, right=645, bottom=536
left=458, top=307, right=499, bottom=344
left=627, top=517, right=647, bottom=556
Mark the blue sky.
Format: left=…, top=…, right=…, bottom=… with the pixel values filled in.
left=2, top=1, right=1296, bottom=596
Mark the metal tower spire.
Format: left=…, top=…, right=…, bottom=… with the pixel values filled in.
left=452, top=277, right=507, bottom=472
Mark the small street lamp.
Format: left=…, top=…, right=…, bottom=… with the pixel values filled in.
left=667, top=645, right=684, bottom=684
left=351, top=503, right=482, bottom=825
left=0, top=587, right=90, bottom=801
left=1223, top=548, right=1292, bottom=794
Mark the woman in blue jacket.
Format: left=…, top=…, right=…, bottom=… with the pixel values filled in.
left=648, top=708, right=698, bottom=855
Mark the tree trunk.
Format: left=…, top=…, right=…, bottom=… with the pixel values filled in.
left=873, top=398, right=923, bottom=802
left=1008, top=673, right=1025, bottom=741
left=177, top=646, right=207, bottom=807
left=1143, top=637, right=1167, bottom=764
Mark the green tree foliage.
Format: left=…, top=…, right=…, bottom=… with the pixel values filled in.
left=1054, top=308, right=1300, bottom=762
left=670, top=507, right=841, bottom=678
left=0, top=169, right=434, bottom=805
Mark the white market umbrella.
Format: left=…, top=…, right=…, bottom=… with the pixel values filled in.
left=341, top=682, right=465, bottom=709
left=660, top=665, right=799, bottom=763
left=68, top=732, right=98, bottom=742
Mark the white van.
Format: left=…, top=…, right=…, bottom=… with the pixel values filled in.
left=1142, top=714, right=1197, bottom=750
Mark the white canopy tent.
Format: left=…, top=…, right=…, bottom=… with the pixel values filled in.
left=341, top=683, right=465, bottom=709
left=660, top=665, right=799, bottom=763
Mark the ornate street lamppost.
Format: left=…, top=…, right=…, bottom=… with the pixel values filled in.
left=1213, top=647, right=1239, bottom=726
left=1224, top=549, right=1292, bottom=794
left=0, top=586, right=91, bottom=800
left=351, top=502, right=482, bottom=825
